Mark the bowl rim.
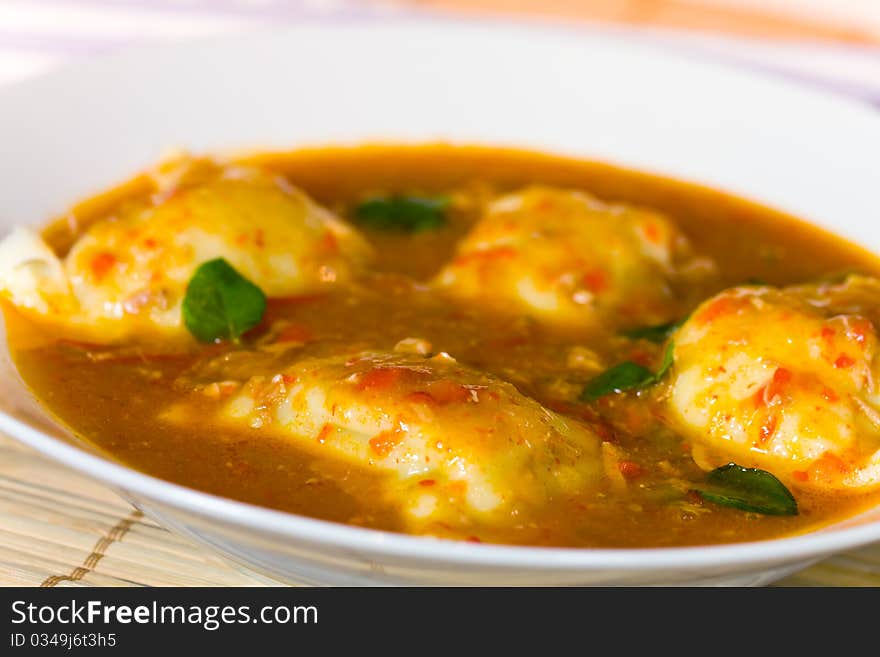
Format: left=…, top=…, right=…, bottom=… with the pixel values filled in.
left=2, top=17, right=880, bottom=573
left=4, top=404, right=880, bottom=571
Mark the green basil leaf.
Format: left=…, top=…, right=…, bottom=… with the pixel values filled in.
left=182, top=258, right=267, bottom=343
left=581, top=340, right=675, bottom=400
left=580, top=361, right=654, bottom=401
left=697, top=463, right=798, bottom=516
left=355, top=196, right=449, bottom=232
left=621, top=321, right=678, bottom=343
left=655, top=340, right=675, bottom=380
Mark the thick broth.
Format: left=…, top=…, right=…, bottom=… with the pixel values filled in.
left=10, top=145, right=880, bottom=547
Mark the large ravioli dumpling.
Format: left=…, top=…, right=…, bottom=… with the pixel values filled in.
left=667, top=276, right=880, bottom=492
left=0, top=162, right=372, bottom=343
left=433, top=186, right=712, bottom=329
left=167, top=350, right=604, bottom=535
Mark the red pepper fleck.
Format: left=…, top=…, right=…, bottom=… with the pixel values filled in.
left=793, top=470, right=809, bottom=482
left=316, top=423, right=334, bottom=445
left=834, top=354, right=855, bottom=369
left=821, top=387, right=839, bottom=402
left=849, top=319, right=871, bottom=345
left=582, top=268, right=609, bottom=294
left=765, top=367, right=792, bottom=401
left=643, top=221, right=662, bottom=244
left=357, top=367, right=405, bottom=391
left=697, top=296, right=738, bottom=325
left=808, top=452, right=850, bottom=483
left=752, top=368, right=790, bottom=408
left=368, top=429, right=403, bottom=458
left=275, top=323, right=313, bottom=344
left=618, top=460, right=644, bottom=480
left=758, top=414, right=778, bottom=444
left=418, top=479, right=436, bottom=487
left=89, top=252, right=117, bottom=280
left=752, top=386, right=767, bottom=408
left=321, top=231, right=338, bottom=254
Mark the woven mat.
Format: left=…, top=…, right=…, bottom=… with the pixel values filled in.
left=0, top=435, right=276, bottom=587
left=2, top=435, right=880, bottom=587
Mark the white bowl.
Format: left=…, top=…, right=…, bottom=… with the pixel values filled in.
left=1, top=20, right=880, bottom=586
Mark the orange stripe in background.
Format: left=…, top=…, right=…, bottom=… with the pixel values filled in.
left=410, top=0, right=880, bottom=44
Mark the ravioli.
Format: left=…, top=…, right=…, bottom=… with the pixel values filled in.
left=0, top=161, right=372, bottom=343
left=433, top=186, right=713, bottom=330
left=166, top=349, right=604, bottom=535
left=667, top=275, right=880, bottom=492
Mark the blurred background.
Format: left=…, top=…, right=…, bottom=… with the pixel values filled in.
left=0, top=1, right=877, bottom=108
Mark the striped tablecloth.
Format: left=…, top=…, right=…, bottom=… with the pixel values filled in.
left=0, top=0, right=878, bottom=587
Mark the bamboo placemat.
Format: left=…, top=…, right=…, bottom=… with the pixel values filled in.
left=1, top=433, right=879, bottom=587
left=0, top=434, right=276, bottom=587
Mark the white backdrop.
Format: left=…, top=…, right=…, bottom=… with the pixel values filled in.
left=0, top=0, right=877, bottom=110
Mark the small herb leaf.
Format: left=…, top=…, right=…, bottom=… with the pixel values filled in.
left=182, top=258, right=266, bottom=343
left=697, top=463, right=798, bottom=516
left=655, top=340, right=675, bottom=380
left=580, top=362, right=655, bottom=401
left=580, top=340, right=676, bottom=401
left=355, top=196, right=449, bottom=232
left=621, top=321, right=678, bottom=343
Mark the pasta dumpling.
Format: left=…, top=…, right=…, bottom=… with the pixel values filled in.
left=167, top=349, right=604, bottom=534
left=0, top=162, right=372, bottom=343
left=667, top=276, right=880, bottom=492
left=433, top=186, right=712, bottom=329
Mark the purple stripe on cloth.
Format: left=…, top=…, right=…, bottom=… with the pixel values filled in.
left=33, top=0, right=389, bottom=21
left=0, top=7, right=876, bottom=111
left=749, top=63, right=880, bottom=110
left=623, top=29, right=880, bottom=111
left=682, top=48, right=880, bottom=110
